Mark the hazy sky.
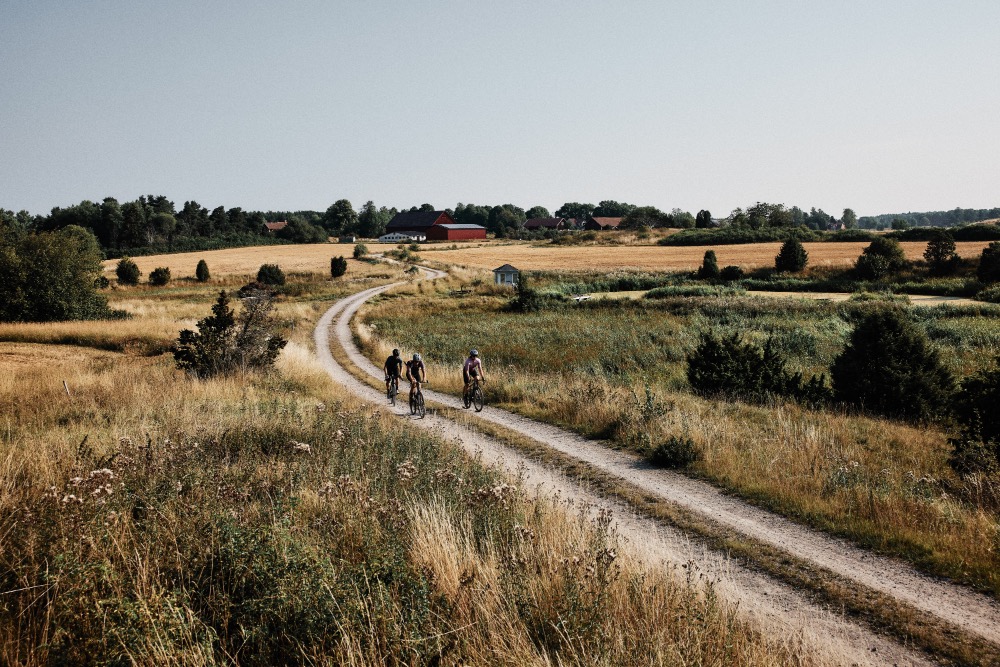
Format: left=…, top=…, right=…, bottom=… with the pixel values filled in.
left=2, top=1, right=998, bottom=217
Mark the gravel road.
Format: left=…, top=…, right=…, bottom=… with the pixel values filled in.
left=313, top=275, right=946, bottom=666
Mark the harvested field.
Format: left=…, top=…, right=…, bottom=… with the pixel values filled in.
left=425, top=241, right=993, bottom=272
left=101, top=244, right=406, bottom=277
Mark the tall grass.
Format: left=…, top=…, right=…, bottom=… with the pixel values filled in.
left=360, top=289, right=1000, bottom=596
left=0, top=285, right=811, bottom=664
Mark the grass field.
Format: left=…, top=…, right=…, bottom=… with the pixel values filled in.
left=103, top=238, right=994, bottom=278
left=359, top=283, right=1000, bottom=597
left=0, top=270, right=813, bottom=664
left=424, top=240, right=994, bottom=272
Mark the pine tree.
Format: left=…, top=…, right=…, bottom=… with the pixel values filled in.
left=775, top=238, right=808, bottom=272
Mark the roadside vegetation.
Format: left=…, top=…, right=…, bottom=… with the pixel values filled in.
left=0, top=257, right=812, bottom=664
left=359, top=271, right=1000, bottom=597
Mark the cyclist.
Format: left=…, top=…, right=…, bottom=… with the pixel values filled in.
left=406, top=353, right=426, bottom=403
left=462, top=349, right=485, bottom=403
left=383, top=349, right=403, bottom=397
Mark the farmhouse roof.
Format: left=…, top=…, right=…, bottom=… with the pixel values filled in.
left=264, top=221, right=288, bottom=231
left=590, top=217, right=622, bottom=228
left=386, top=210, right=454, bottom=230
left=493, top=264, right=518, bottom=272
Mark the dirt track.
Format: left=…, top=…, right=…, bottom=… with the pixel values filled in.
left=312, top=274, right=953, bottom=666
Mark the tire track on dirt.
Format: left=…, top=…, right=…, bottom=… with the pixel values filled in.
left=314, top=278, right=935, bottom=667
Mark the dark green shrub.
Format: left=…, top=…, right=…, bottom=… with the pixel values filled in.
left=949, top=356, right=1000, bottom=476
left=854, top=237, right=907, bottom=280
left=924, top=229, right=960, bottom=276
left=686, top=332, right=793, bottom=403
left=648, top=435, right=700, bottom=468
left=719, top=265, right=744, bottom=281
left=148, top=267, right=171, bottom=286
left=696, top=250, right=720, bottom=280
left=95, top=275, right=110, bottom=289
left=330, top=256, right=348, bottom=278
left=977, top=241, right=1000, bottom=283
left=174, top=290, right=287, bottom=378
left=257, top=263, right=285, bottom=286
left=775, top=238, right=808, bottom=272
left=196, top=259, right=210, bottom=282
left=831, top=308, right=954, bottom=422
left=116, top=256, right=141, bottom=286
left=353, top=243, right=368, bottom=260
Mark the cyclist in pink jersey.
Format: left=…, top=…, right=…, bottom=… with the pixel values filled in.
left=462, top=349, right=485, bottom=400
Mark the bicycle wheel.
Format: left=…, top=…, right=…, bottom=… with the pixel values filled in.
left=462, top=389, right=471, bottom=409
left=387, top=382, right=395, bottom=405
left=472, top=385, right=484, bottom=412
left=409, top=391, right=416, bottom=415
left=416, top=392, right=425, bottom=418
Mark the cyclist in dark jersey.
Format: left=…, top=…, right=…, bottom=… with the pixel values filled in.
left=383, top=349, right=403, bottom=396
left=406, top=353, right=426, bottom=403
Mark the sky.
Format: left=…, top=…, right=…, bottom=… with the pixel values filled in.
left=2, top=0, right=999, bottom=218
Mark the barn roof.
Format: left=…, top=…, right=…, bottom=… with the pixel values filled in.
left=264, top=221, right=288, bottom=231
left=386, top=210, right=452, bottom=230
left=436, top=224, right=486, bottom=230
left=590, top=217, right=622, bottom=228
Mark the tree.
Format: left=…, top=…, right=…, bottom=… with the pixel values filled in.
left=525, top=206, right=551, bottom=219
left=322, top=200, right=358, bottom=235
left=949, top=355, right=1000, bottom=476
left=695, top=210, right=712, bottom=229
left=454, top=203, right=490, bottom=229
left=330, top=256, right=348, bottom=278
left=841, top=208, right=858, bottom=229
left=891, top=217, right=911, bottom=231
left=593, top=200, right=636, bottom=217
left=697, top=250, right=720, bottom=280
left=555, top=202, right=595, bottom=222
left=116, top=257, right=141, bottom=285
left=148, top=267, right=171, bottom=286
left=0, top=225, right=110, bottom=322
left=686, top=333, right=802, bottom=403
left=977, top=241, right=1000, bottom=283
left=119, top=201, right=147, bottom=248
left=196, top=259, right=210, bottom=282
left=488, top=204, right=526, bottom=236
left=276, top=216, right=326, bottom=243
left=923, top=229, right=959, bottom=276
left=353, top=243, right=368, bottom=260
left=257, top=264, right=285, bottom=286
left=855, top=237, right=907, bottom=280
left=831, top=308, right=953, bottom=422
left=775, top=238, right=809, bottom=272
left=669, top=208, right=696, bottom=228
left=621, top=206, right=670, bottom=229
left=174, top=290, right=287, bottom=378
left=357, top=201, right=392, bottom=238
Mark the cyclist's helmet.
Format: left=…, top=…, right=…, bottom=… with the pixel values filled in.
left=392, top=348, right=400, bottom=356
left=413, top=353, right=422, bottom=361
left=469, top=349, right=479, bottom=357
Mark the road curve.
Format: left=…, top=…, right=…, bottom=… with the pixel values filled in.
left=314, top=276, right=938, bottom=666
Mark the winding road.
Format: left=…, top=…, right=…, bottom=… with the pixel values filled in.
left=314, top=270, right=1000, bottom=666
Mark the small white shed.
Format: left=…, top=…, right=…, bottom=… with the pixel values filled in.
left=493, top=264, right=519, bottom=286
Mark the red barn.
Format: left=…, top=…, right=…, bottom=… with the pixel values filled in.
left=425, top=224, right=487, bottom=241
left=385, top=210, right=456, bottom=235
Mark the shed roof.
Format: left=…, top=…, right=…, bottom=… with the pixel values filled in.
left=493, top=264, right=518, bottom=272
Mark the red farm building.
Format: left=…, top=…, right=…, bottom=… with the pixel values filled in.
left=386, top=210, right=486, bottom=241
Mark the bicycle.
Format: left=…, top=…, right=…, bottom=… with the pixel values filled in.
left=409, top=382, right=426, bottom=418
left=463, top=377, right=484, bottom=412
left=386, top=376, right=399, bottom=405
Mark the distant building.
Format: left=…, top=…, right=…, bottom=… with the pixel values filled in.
left=493, top=264, right=519, bottom=286
left=524, top=217, right=566, bottom=230
left=378, top=231, right=426, bottom=243
left=584, top=217, right=623, bottom=230
left=425, top=224, right=487, bottom=241
left=263, top=221, right=288, bottom=233
left=385, top=210, right=456, bottom=235
left=338, top=236, right=357, bottom=243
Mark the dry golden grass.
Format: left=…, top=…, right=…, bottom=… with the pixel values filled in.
left=102, top=246, right=410, bottom=278
left=424, top=240, right=994, bottom=271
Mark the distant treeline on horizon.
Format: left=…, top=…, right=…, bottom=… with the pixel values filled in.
left=2, top=195, right=998, bottom=257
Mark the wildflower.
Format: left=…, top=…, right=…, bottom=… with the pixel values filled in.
left=291, top=441, right=311, bottom=453
left=335, top=429, right=345, bottom=440
left=397, top=459, right=418, bottom=481
left=316, top=402, right=327, bottom=412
